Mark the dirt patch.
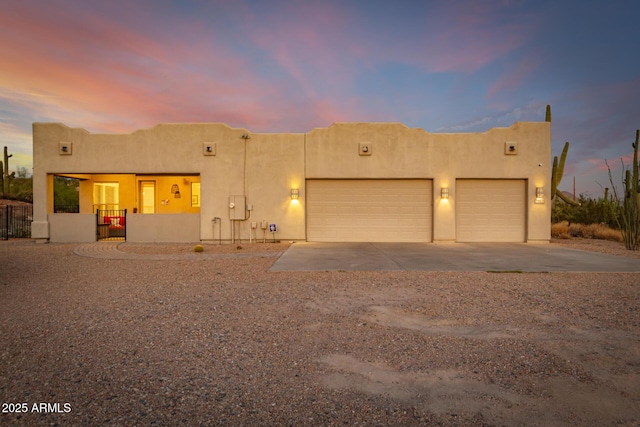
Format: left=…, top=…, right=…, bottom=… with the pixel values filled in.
left=117, top=241, right=291, bottom=255
left=305, top=272, right=640, bottom=426
left=552, top=237, right=640, bottom=259
left=1, top=242, right=639, bottom=426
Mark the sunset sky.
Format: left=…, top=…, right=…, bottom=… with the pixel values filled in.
left=1, top=0, right=638, bottom=196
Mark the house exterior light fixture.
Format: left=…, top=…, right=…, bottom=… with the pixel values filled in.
left=291, top=188, right=299, bottom=200
left=171, top=183, right=181, bottom=198
left=441, top=187, right=449, bottom=199
left=535, top=187, right=545, bottom=204
left=59, top=142, right=72, bottom=155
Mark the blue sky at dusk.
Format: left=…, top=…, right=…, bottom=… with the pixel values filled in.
left=1, top=0, right=638, bottom=197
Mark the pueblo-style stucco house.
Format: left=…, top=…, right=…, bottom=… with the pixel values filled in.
left=31, top=121, right=551, bottom=244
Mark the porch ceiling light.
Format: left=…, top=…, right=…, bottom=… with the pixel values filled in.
left=535, top=187, right=545, bottom=204
left=441, top=187, right=449, bottom=199
left=291, top=188, right=299, bottom=200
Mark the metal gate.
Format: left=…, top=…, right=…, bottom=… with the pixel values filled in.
left=0, top=205, right=33, bottom=240
left=96, top=209, right=127, bottom=241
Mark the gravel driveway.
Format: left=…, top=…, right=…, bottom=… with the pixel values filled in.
left=1, top=239, right=639, bottom=426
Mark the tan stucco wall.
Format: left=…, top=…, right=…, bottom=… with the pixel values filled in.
left=126, top=214, right=200, bottom=243
left=48, top=213, right=96, bottom=242
left=306, top=122, right=551, bottom=242
left=32, top=123, right=305, bottom=242
left=32, top=121, right=551, bottom=243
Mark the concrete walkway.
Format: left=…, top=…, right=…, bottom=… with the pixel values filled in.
left=269, top=242, right=640, bottom=272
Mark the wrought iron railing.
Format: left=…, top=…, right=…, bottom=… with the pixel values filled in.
left=96, top=209, right=127, bottom=240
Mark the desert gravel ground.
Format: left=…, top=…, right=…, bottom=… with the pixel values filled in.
left=0, top=239, right=639, bottom=426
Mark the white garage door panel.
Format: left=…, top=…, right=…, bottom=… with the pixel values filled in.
left=456, top=180, right=525, bottom=242
left=307, top=180, right=432, bottom=242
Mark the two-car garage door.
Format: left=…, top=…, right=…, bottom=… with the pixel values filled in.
left=306, top=179, right=526, bottom=243
left=306, top=179, right=432, bottom=242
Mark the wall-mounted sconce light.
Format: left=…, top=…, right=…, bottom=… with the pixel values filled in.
left=203, top=142, right=216, bottom=156
left=291, top=188, right=299, bottom=200
left=504, top=141, right=518, bottom=155
left=441, top=187, right=449, bottom=199
left=359, top=142, right=372, bottom=156
left=171, top=183, right=181, bottom=198
left=535, top=187, right=545, bottom=204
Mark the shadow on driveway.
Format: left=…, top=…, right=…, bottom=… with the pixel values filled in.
left=270, top=242, right=640, bottom=272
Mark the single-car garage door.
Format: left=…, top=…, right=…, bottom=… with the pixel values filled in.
left=456, top=179, right=526, bottom=242
left=306, top=179, right=432, bottom=242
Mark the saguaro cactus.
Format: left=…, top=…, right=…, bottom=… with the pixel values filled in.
left=621, top=130, right=640, bottom=249
left=545, top=104, right=551, bottom=122
left=551, top=141, right=580, bottom=205
left=632, top=129, right=639, bottom=194
left=607, top=129, right=640, bottom=250
left=3, top=147, right=12, bottom=197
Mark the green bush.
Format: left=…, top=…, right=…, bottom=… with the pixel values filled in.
left=552, top=194, right=619, bottom=228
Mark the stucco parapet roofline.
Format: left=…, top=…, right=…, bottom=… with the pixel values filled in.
left=33, top=120, right=547, bottom=137
left=308, top=120, right=547, bottom=135
left=33, top=122, right=91, bottom=135
left=33, top=122, right=244, bottom=136
left=32, top=122, right=307, bottom=137
left=308, top=122, right=415, bottom=133
left=434, top=121, right=549, bottom=136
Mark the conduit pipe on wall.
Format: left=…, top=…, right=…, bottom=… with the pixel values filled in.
left=230, top=206, right=252, bottom=244
left=229, top=132, right=252, bottom=245
left=212, top=217, right=221, bottom=245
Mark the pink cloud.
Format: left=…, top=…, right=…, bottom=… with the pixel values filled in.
left=486, top=57, right=539, bottom=99
left=242, top=2, right=360, bottom=97
left=0, top=1, right=287, bottom=133
left=0, top=0, right=545, bottom=138
left=586, top=157, right=626, bottom=173
left=385, top=2, right=540, bottom=73
left=232, top=1, right=539, bottom=127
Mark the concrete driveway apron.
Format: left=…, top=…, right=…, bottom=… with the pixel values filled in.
left=269, top=242, right=640, bottom=272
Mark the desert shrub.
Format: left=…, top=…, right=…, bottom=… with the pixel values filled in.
left=551, top=221, right=570, bottom=239
left=568, top=223, right=583, bottom=238
left=584, top=223, right=623, bottom=241
left=551, top=221, right=622, bottom=241
left=552, top=194, right=619, bottom=228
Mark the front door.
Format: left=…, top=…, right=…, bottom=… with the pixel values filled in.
left=140, top=181, right=156, bottom=213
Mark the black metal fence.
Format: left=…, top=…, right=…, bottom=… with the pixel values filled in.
left=96, top=209, right=127, bottom=240
left=0, top=205, right=33, bottom=240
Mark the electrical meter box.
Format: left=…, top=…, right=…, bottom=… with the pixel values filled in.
left=228, top=195, right=246, bottom=220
